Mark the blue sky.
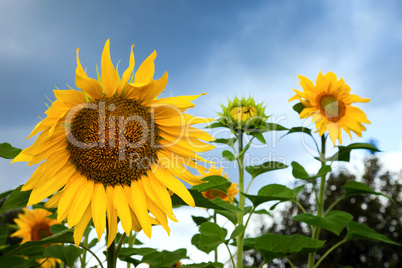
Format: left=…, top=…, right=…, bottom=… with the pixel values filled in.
left=1, top=0, right=402, bottom=264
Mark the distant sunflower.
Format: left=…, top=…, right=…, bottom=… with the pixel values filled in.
left=12, top=40, right=214, bottom=246
left=289, top=71, right=370, bottom=144
left=197, top=165, right=238, bottom=203
left=11, top=208, right=59, bottom=268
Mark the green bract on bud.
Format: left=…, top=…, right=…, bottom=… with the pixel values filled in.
left=218, top=96, right=269, bottom=134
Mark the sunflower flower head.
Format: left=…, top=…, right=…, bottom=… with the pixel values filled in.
left=197, top=165, right=238, bottom=203
left=289, top=71, right=371, bottom=145
left=218, top=96, right=268, bottom=134
left=11, top=208, right=59, bottom=268
left=12, top=40, right=215, bottom=247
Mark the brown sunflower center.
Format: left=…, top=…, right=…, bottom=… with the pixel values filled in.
left=67, top=96, right=159, bottom=186
left=318, top=94, right=345, bottom=122
left=31, top=223, right=52, bottom=241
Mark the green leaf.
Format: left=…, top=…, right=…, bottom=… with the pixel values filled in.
left=206, top=122, right=226, bottom=129
left=141, top=248, right=187, bottom=267
left=291, top=162, right=310, bottom=180
left=251, top=132, right=266, bottom=144
left=50, top=224, right=68, bottom=234
left=192, top=234, right=216, bottom=254
left=181, top=262, right=224, bottom=268
left=0, top=185, right=31, bottom=214
left=198, top=222, right=227, bottom=251
left=342, top=181, right=391, bottom=200
left=263, top=123, right=289, bottom=132
left=293, top=184, right=306, bottom=197
left=230, top=224, right=244, bottom=240
left=222, top=150, right=235, bottom=161
left=192, top=175, right=231, bottom=193
left=212, top=138, right=237, bottom=146
left=0, top=189, right=13, bottom=200
left=293, top=102, right=305, bottom=114
left=242, top=184, right=296, bottom=208
left=0, top=256, right=40, bottom=268
left=0, top=227, right=9, bottom=246
left=255, top=233, right=325, bottom=262
left=291, top=162, right=331, bottom=180
left=327, top=143, right=380, bottom=162
left=345, top=221, right=400, bottom=245
left=191, top=216, right=210, bottom=226
left=254, top=209, right=272, bottom=216
left=4, top=228, right=74, bottom=257
left=44, top=245, right=79, bottom=267
left=215, top=210, right=237, bottom=225
left=293, top=211, right=353, bottom=235
left=171, top=190, right=241, bottom=212
left=246, top=161, right=288, bottom=179
left=286, top=126, right=312, bottom=136
left=0, top=143, right=22, bottom=159
left=119, top=247, right=158, bottom=257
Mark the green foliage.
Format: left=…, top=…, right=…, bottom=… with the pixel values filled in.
left=44, top=245, right=80, bottom=267
left=198, top=222, right=227, bottom=251
left=245, top=161, right=288, bottom=179
left=181, top=262, right=224, bottom=268
left=342, top=181, right=391, bottom=199
left=242, top=184, right=303, bottom=208
left=192, top=216, right=210, bottom=226
left=286, top=126, right=312, bottom=137
left=0, top=185, right=31, bottom=214
left=255, top=233, right=325, bottom=262
left=293, top=211, right=353, bottom=235
left=292, top=102, right=305, bottom=114
left=192, top=175, right=231, bottom=193
left=211, top=138, right=237, bottom=146
left=222, top=150, right=235, bottom=161
left=172, top=190, right=241, bottom=212
left=291, top=162, right=332, bottom=180
left=0, top=226, right=9, bottom=246
left=0, top=143, right=22, bottom=159
left=0, top=256, right=40, bottom=268
left=327, top=143, right=380, bottom=162
left=141, top=248, right=188, bottom=267
left=345, top=221, right=400, bottom=246
left=230, top=224, right=245, bottom=240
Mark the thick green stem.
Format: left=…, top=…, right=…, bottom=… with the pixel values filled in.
left=307, top=135, right=327, bottom=268
left=107, top=224, right=117, bottom=268
left=236, top=132, right=245, bottom=268
left=213, top=212, right=218, bottom=262
left=127, top=232, right=137, bottom=268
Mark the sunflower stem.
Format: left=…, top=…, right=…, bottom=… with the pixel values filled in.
left=236, top=131, right=245, bottom=268
left=107, top=227, right=117, bottom=268
left=307, top=135, right=327, bottom=268
left=213, top=212, right=219, bottom=263
left=80, top=230, right=89, bottom=267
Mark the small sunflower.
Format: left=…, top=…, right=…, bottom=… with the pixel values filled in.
left=289, top=71, right=370, bottom=144
left=197, top=165, right=238, bottom=203
left=11, top=208, right=59, bottom=268
left=218, top=96, right=268, bottom=133
left=12, top=40, right=214, bottom=246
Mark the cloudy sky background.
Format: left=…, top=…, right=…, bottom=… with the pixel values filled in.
left=1, top=0, right=402, bottom=265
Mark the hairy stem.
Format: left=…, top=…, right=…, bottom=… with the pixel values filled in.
left=236, top=132, right=245, bottom=268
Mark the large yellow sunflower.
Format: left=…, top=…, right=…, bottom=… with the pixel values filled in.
left=12, top=40, right=214, bottom=246
left=11, top=208, right=59, bottom=268
left=289, top=71, right=370, bottom=144
left=197, top=165, right=238, bottom=203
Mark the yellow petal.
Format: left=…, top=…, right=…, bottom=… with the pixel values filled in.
left=68, top=180, right=94, bottom=227
left=91, top=183, right=107, bottom=240
left=101, top=40, right=119, bottom=96
left=152, top=165, right=195, bottom=207
left=113, top=185, right=132, bottom=235
left=118, top=45, right=135, bottom=96
left=134, top=50, right=156, bottom=84
left=53, top=89, right=87, bottom=107
left=27, top=165, right=75, bottom=206
left=75, top=48, right=103, bottom=100
left=127, top=181, right=152, bottom=238
left=106, top=186, right=117, bottom=248
left=74, top=205, right=92, bottom=247
left=57, top=173, right=87, bottom=222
